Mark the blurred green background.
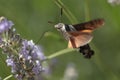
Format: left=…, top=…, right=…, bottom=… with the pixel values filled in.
left=0, top=0, right=120, bottom=80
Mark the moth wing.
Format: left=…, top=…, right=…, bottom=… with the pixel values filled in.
left=72, top=19, right=104, bottom=31
left=68, top=32, right=93, bottom=48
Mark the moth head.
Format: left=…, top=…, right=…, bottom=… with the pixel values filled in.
left=54, top=23, right=65, bottom=31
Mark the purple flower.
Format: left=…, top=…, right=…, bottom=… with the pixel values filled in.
left=21, top=40, right=45, bottom=60
left=108, top=0, right=120, bottom=5
left=32, top=45, right=46, bottom=60
left=0, top=17, right=14, bottom=33
left=17, top=40, right=45, bottom=79
left=0, top=17, right=47, bottom=80
left=32, top=60, right=42, bottom=75
left=6, top=57, right=14, bottom=66
left=15, top=74, right=22, bottom=80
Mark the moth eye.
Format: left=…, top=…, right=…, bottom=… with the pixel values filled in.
left=55, top=23, right=64, bottom=29
left=55, top=25, right=61, bottom=29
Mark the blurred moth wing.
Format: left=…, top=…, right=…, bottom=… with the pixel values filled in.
left=72, top=19, right=104, bottom=31
left=67, top=19, right=104, bottom=48
left=68, top=32, right=93, bottom=48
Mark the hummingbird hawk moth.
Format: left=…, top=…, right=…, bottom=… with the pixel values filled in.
left=54, top=19, right=104, bottom=58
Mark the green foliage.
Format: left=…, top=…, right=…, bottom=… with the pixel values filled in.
left=0, top=0, right=120, bottom=80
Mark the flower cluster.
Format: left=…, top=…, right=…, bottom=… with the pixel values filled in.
left=0, top=17, right=46, bottom=80
left=108, top=0, right=120, bottom=5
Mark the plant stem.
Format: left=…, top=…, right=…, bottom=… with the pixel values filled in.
left=3, top=75, right=13, bottom=80
left=84, top=0, right=90, bottom=21
left=46, top=48, right=76, bottom=60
